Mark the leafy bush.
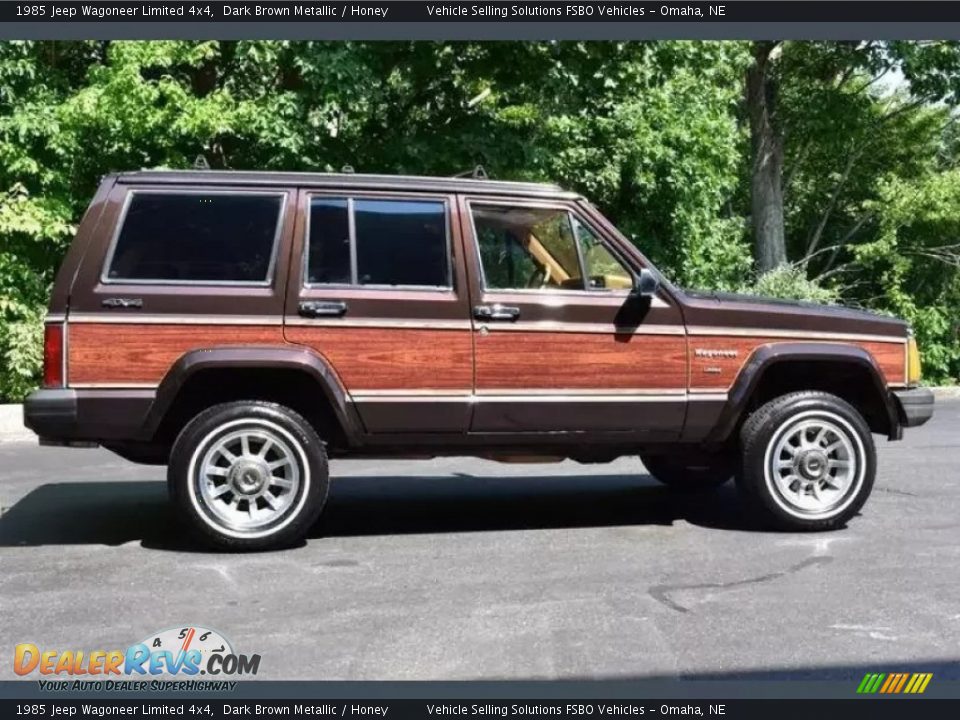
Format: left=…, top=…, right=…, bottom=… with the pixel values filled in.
left=852, top=172, right=960, bottom=384
left=0, top=184, right=69, bottom=402
left=0, top=302, right=43, bottom=403
left=736, top=264, right=840, bottom=304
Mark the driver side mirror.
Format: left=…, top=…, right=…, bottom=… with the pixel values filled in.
left=630, top=268, right=660, bottom=299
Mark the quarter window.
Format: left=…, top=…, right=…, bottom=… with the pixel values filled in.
left=106, top=193, right=283, bottom=283
left=574, top=217, right=635, bottom=291
left=471, top=204, right=632, bottom=292
left=306, top=197, right=450, bottom=288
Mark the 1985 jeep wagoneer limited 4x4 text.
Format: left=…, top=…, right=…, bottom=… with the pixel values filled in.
left=24, top=170, right=934, bottom=549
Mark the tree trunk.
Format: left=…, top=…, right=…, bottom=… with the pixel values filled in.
left=746, top=41, right=787, bottom=272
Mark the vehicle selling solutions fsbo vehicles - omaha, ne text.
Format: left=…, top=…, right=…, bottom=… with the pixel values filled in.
left=24, top=171, right=934, bottom=549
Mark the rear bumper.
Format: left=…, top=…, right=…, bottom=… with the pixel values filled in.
left=23, top=388, right=78, bottom=439
left=892, top=387, right=934, bottom=428
left=24, top=387, right=155, bottom=443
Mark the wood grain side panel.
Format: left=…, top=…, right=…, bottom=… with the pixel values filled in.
left=70, top=323, right=474, bottom=391
left=68, top=324, right=284, bottom=385
left=862, top=340, right=907, bottom=384
left=689, top=337, right=906, bottom=389
left=475, top=332, right=687, bottom=390
left=285, top=326, right=473, bottom=391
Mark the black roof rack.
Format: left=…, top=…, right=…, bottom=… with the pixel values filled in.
left=115, top=170, right=575, bottom=199
left=451, top=165, right=488, bottom=180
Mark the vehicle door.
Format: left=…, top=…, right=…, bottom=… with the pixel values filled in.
left=460, top=196, right=687, bottom=436
left=284, top=189, right=474, bottom=433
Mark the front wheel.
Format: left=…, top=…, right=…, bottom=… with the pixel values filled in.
left=168, top=401, right=329, bottom=551
left=737, top=391, right=876, bottom=531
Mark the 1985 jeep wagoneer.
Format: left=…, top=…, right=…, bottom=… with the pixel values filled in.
left=24, top=170, right=934, bottom=549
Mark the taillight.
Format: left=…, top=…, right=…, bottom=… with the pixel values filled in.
left=43, top=323, right=65, bottom=388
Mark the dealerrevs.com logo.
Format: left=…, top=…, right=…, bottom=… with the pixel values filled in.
left=14, top=626, right=260, bottom=689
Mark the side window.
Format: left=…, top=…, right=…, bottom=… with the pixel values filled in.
left=573, top=217, right=634, bottom=291
left=106, top=193, right=283, bottom=283
left=471, top=204, right=631, bottom=292
left=306, top=197, right=450, bottom=288
left=306, top=198, right=351, bottom=285
left=472, top=204, right=584, bottom=290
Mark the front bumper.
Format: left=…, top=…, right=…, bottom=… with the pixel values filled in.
left=892, top=387, right=934, bottom=428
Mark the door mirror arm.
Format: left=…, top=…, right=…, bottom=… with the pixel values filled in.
left=629, top=268, right=660, bottom=299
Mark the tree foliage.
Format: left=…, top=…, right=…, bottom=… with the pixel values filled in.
left=1, top=40, right=959, bottom=400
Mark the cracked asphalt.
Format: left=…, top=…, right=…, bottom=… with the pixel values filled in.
left=1, top=399, right=958, bottom=681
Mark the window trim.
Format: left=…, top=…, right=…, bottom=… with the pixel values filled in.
left=100, top=189, right=288, bottom=287
left=467, top=200, right=635, bottom=296
left=302, top=193, right=454, bottom=292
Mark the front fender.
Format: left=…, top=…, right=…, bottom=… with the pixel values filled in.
left=706, top=341, right=900, bottom=443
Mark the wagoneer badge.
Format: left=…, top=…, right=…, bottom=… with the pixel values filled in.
left=694, top=348, right=739, bottom=359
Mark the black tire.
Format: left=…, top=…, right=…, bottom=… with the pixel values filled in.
left=736, top=391, right=876, bottom=531
left=640, top=451, right=735, bottom=491
left=168, top=401, right=329, bottom=551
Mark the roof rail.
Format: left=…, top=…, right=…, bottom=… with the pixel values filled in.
left=451, top=165, right=488, bottom=180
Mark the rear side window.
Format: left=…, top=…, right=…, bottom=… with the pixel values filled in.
left=106, top=192, right=284, bottom=283
left=306, top=197, right=449, bottom=288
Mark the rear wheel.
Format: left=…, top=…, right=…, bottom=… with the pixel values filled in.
left=168, top=401, right=329, bottom=551
left=736, top=391, right=875, bottom=531
left=640, top=451, right=735, bottom=491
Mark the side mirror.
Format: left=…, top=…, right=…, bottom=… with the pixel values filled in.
left=630, top=268, right=660, bottom=298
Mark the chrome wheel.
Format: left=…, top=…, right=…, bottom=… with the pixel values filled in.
left=764, top=410, right=865, bottom=519
left=188, top=418, right=309, bottom=537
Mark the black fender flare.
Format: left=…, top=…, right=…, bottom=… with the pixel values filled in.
left=140, top=345, right=362, bottom=442
left=706, top=341, right=900, bottom=443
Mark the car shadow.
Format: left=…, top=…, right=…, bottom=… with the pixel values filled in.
left=0, top=473, right=753, bottom=550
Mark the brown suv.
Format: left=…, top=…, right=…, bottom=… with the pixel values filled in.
left=24, top=170, right=933, bottom=549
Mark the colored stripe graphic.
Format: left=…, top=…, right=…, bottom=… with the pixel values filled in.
left=857, top=672, right=932, bottom=694
left=879, top=674, right=896, bottom=693
left=894, top=673, right=910, bottom=693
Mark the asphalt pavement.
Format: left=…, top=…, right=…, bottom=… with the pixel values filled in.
left=1, top=400, right=958, bottom=681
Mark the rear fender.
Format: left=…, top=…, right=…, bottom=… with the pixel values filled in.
left=140, top=346, right=362, bottom=442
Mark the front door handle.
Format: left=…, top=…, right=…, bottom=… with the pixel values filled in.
left=473, top=304, right=521, bottom=322
left=298, top=300, right=348, bottom=318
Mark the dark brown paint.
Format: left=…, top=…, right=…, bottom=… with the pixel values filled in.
left=29, top=171, right=918, bottom=457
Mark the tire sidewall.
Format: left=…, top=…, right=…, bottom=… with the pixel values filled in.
left=169, top=402, right=329, bottom=550
left=741, top=394, right=876, bottom=530
left=762, top=408, right=868, bottom=521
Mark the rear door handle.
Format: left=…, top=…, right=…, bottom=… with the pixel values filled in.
left=473, top=304, right=521, bottom=322
left=298, top=300, right=348, bottom=318
left=101, top=297, right=143, bottom=309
